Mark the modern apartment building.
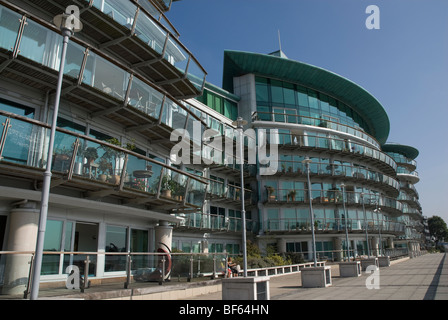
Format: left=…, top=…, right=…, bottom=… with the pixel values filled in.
left=0, top=0, right=424, bottom=294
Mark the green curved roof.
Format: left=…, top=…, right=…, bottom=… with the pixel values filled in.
left=381, top=144, right=419, bottom=160
left=223, top=50, right=390, bottom=144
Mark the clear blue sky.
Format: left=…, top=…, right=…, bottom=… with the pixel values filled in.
left=168, top=0, right=448, bottom=223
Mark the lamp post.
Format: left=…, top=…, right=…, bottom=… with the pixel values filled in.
left=361, top=193, right=370, bottom=257
left=340, top=183, right=350, bottom=261
left=232, top=117, right=248, bottom=277
left=374, top=205, right=383, bottom=256
left=303, top=157, right=317, bottom=267
left=30, top=12, right=82, bottom=300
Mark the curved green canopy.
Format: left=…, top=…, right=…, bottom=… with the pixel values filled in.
left=381, top=144, right=419, bottom=160
left=223, top=50, right=390, bottom=145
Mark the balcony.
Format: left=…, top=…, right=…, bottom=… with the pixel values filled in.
left=264, top=217, right=406, bottom=236
left=252, top=111, right=381, bottom=149
left=396, top=168, right=420, bottom=184
left=206, top=178, right=253, bottom=206
left=174, top=213, right=256, bottom=234
left=0, top=4, right=205, bottom=151
left=266, top=132, right=397, bottom=176
left=0, top=110, right=208, bottom=214
left=10, top=0, right=206, bottom=98
left=261, top=159, right=400, bottom=196
left=263, top=188, right=404, bottom=216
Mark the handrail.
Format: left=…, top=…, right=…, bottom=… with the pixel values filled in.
left=260, top=130, right=397, bottom=171
left=252, top=111, right=381, bottom=148
left=264, top=187, right=403, bottom=210
left=0, top=109, right=207, bottom=185
left=265, top=217, right=406, bottom=233
left=0, top=1, right=206, bottom=124
left=264, top=159, right=400, bottom=191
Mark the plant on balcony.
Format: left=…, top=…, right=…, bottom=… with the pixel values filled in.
left=54, top=146, right=73, bottom=161
left=82, top=147, right=98, bottom=165
left=288, top=189, right=297, bottom=202
left=281, top=163, right=286, bottom=173
left=161, top=174, right=175, bottom=198
left=98, top=157, right=112, bottom=182
left=266, top=186, right=276, bottom=201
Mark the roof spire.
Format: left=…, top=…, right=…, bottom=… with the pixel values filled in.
left=278, top=29, right=282, bottom=52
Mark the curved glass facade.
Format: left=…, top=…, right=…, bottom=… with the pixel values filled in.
left=255, top=76, right=372, bottom=137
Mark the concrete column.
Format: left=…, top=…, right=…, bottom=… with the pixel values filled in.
left=277, top=238, right=286, bottom=254
left=371, top=236, right=379, bottom=256
left=333, top=237, right=343, bottom=262
left=154, top=221, right=173, bottom=280
left=2, top=202, right=39, bottom=295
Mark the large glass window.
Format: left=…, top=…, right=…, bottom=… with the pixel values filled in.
left=254, top=77, right=372, bottom=135
left=105, top=225, right=127, bottom=272
left=42, top=220, right=64, bottom=275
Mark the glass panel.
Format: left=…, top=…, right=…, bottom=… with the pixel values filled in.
left=0, top=7, right=21, bottom=51
left=2, top=118, right=35, bottom=166
left=52, top=131, right=78, bottom=173
left=128, top=77, right=164, bottom=119
left=20, top=19, right=62, bottom=71
left=166, top=36, right=189, bottom=71
left=131, top=229, right=149, bottom=270
left=42, top=220, right=63, bottom=275
left=64, top=42, right=85, bottom=79
left=83, top=51, right=129, bottom=101
left=135, top=12, right=167, bottom=55
left=93, top=0, right=137, bottom=29
left=105, top=225, right=127, bottom=272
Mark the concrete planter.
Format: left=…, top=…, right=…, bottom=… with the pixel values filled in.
left=360, top=257, right=379, bottom=271
left=339, top=261, right=361, bottom=277
left=378, top=256, right=391, bottom=267
left=301, top=266, right=332, bottom=288
left=222, top=276, right=270, bottom=300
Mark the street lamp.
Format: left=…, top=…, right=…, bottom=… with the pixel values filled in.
left=30, top=11, right=83, bottom=300
left=361, top=193, right=371, bottom=257
left=302, top=156, right=317, bottom=267
left=232, top=117, right=248, bottom=277
left=374, top=205, right=383, bottom=256
left=340, top=183, right=350, bottom=261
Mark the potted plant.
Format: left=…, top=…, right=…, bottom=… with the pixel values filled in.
left=54, top=146, right=72, bottom=161
left=288, top=189, right=297, bottom=202
left=161, top=175, right=173, bottom=198
left=83, top=147, right=98, bottom=165
left=266, top=186, right=276, bottom=201
left=98, top=157, right=112, bottom=182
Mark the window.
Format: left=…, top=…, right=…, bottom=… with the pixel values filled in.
left=42, top=220, right=64, bottom=275
left=105, top=225, right=127, bottom=272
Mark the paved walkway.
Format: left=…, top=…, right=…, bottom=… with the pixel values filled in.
left=186, top=252, right=448, bottom=300
left=1, top=253, right=445, bottom=300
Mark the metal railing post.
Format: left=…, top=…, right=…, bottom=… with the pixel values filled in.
left=23, top=253, right=35, bottom=299
left=81, top=255, right=90, bottom=293
left=159, top=256, right=165, bottom=286
left=124, top=253, right=132, bottom=289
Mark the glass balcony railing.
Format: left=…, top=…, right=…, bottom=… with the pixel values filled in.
left=206, top=177, right=253, bottom=203
left=175, top=213, right=256, bottom=234
left=268, top=132, right=397, bottom=172
left=0, top=4, right=205, bottom=111
left=252, top=111, right=381, bottom=149
left=264, top=188, right=403, bottom=213
left=397, top=167, right=419, bottom=178
left=261, top=160, right=400, bottom=192
left=0, top=110, right=208, bottom=211
left=265, top=218, right=406, bottom=234
left=89, top=0, right=206, bottom=90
